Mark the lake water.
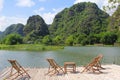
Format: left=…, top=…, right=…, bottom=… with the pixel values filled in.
left=0, top=46, right=120, bottom=71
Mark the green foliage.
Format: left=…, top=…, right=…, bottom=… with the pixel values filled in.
left=117, top=31, right=120, bottom=42
left=73, top=34, right=86, bottom=44
left=65, top=35, right=74, bottom=46
left=1, top=2, right=120, bottom=46
left=108, top=5, right=120, bottom=31
left=50, top=2, right=109, bottom=44
left=23, top=15, right=49, bottom=42
left=81, top=38, right=89, bottom=46
left=0, top=23, right=24, bottom=40
left=23, top=31, right=43, bottom=43
left=42, top=35, right=52, bottom=45
left=106, top=5, right=120, bottom=44
left=0, top=44, right=64, bottom=51
left=87, top=34, right=96, bottom=44
left=2, top=34, right=23, bottom=45
left=53, top=35, right=63, bottom=45
left=4, top=23, right=24, bottom=36
left=24, top=15, right=49, bottom=36
left=100, top=32, right=117, bottom=45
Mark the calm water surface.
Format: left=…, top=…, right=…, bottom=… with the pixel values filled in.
left=0, top=47, right=120, bottom=71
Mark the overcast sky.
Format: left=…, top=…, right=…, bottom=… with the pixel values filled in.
left=0, top=0, right=110, bottom=31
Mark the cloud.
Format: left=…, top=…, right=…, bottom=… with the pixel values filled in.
left=40, top=12, right=56, bottom=24
left=34, top=7, right=45, bottom=13
left=74, top=0, right=118, bottom=15
left=74, top=0, right=108, bottom=10
left=0, top=0, right=4, bottom=11
left=33, top=8, right=63, bottom=24
left=16, top=0, right=35, bottom=7
left=0, top=16, right=27, bottom=31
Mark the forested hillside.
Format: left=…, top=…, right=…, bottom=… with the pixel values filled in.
left=0, top=2, right=119, bottom=45
left=50, top=2, right=109, bottom=35
left=0, top=23, right=24, bottom=40
left=3, top=23, right=24, bottom=36
left=108, top=5, right=120, bottom=42
left=49, top=2, right=111, bottom=45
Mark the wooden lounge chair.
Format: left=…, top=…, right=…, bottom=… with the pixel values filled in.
left=5, top=60, right=30, bottom=80
left=46, top=58, right=65, bottom=76
left=81, top=54, right=104, bottom=73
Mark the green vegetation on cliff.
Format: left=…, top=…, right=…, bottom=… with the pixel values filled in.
left=49, top=2, right=110, bottom=45
left=23, top=15, right=49, bottom=43
left=108, top=5, right=120, bottom=42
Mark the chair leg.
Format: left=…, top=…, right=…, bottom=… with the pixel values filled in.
left=10, top=67, right=13, bottom=76
left=22, top=69, right=31, bottom=78
left=45, top=68, right=55, bottom=75
left=59, top=67, right=65, bottom=74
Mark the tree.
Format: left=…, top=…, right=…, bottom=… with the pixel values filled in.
left=100, top=32, right=117, bottom=45
left=87, top=34, right=96, bottom=45
left=74, top=34, right=86, bottom=44
left=3, top=34, right=23, bottom=45
left=53, top=36, right=63, bottom=45
left=42, top=35, right=52, bottom=45
left=65, top=35, right=74, bottom=46
left=117, top=31, right=120, bottom=42
left=81, top=38, right=89, bottom=46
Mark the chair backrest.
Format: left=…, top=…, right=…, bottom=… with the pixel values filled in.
left=46, top=58, right=59, bottom=68
left=97, top=54, right=103, bottom=61
left=82, top=54, right=103, bottom=73
left=8, top=60, right=21, bottom=72
left=95, top=54, right=103, bottom=62
left=89, top=54, right=103, bottom=66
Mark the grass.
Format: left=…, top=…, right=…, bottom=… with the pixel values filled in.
left=0, top=44, right=116, bottom=51
left=0, top=44, right=64, bottom=51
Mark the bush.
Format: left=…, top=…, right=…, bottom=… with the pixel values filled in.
left=42, top=35, right=52, bottom=45
left=2, top=34, right=23, bottom=45
left=65, top=35, right=74, bottom=46
left=100, top=32, right=117, bottom=45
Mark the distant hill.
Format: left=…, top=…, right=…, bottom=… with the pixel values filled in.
left=3, top=23, right=24, bottom=36
left=0, top=23, right=24, bottom=39
left=49, top=2, right=109, bottom=38
left=0, top=31, right=2, bottom=34
left=1, top=2, right=119, bottom=45
left=0, top=15, right=50, bottom=43
left=0, top=31, right=3, bottom=40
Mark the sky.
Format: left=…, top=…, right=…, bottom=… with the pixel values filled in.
left=0, top=0, right=111, bottom=32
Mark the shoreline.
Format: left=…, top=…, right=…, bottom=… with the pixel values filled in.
left=0, top=44, right=64, bottom=51
left=1, top=64, right=120, bottom=80
left=0, top=44, right=120, bottom=51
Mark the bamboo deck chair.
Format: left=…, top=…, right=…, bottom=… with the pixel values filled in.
left=81, top=54, right=104, bottom=73
left=46, top=58, right=65, bottom=76
left=5, top=60, right=30, bottom=80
